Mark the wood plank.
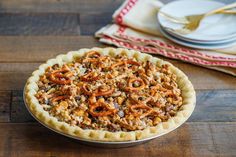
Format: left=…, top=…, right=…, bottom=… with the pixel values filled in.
left=80, top=12, right=112, bottom=35
left=7, top=89, right=236, bottom=123
left=0, top=0, right=123, bottom=13
left=169, top=61, right=236, bottom=90
left=0, top=91, right=11, bottom=122
left=0, top=63, right=40, bottom=72
left=0, top=12, right=112, bottom=36
left=0, top=13, right=80, bottom=35
left=0, top=122, right=235, bottom=157
left=11, top=90, right=35, bottom=122
left=190, top=90, right=236, bottom=122
left=0, top=72, right=31, bottom=91
left=0, top=36, right=103, bottom=62
left=0, top=0, right=232, bottom=14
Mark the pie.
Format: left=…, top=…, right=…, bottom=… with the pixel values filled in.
left=25, top=47, right=196, bottom=142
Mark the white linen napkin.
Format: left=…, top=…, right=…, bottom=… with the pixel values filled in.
left=95, top=0, right=236, bottom=76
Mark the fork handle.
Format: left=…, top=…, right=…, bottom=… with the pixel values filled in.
left=159, top=11, right=188, bottom=24
left=206, top=2, right=236, bottom=16
left=218, top=9, right=236, bottom=14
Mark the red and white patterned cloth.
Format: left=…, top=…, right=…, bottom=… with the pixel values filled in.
left=95, top=0, right=236, bottom=76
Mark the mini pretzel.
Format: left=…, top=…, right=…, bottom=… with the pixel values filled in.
left=95, top=86, right=114, bottom=96
left=151, top=84, right=167, bottom=91
left=80, top=71, right=100, bottom=82
left=126, top=59, right=140, bottom=66
left=82, top=58, right=98, bottom=64
left=129, top=94, right=152, bottom=104
left=126, top=77, right=145, bottom=91
left=82, top=51, right=101, bottom=64
left=49, top=65, right=72, bottom=85
left=164, top=90, right=175, bottom=97
left=81, top=83, right=93, bottom=95
left=99, top=56, right=110, bottom=61
left=85, top=51, right=101, bottom=59
left=83, top=55, right=110, bottom=69
left=89, top=101, right=117, bottom=117
left=110, top=59, right=140, bottom=69
left=130, top=104, right=156, bottom=118
left=150, top=84, right=168, bottom=96
left=110, top=61, right=125, bottom=69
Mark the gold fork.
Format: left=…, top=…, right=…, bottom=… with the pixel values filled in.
left=159, top=9, right=236, bottom=25
left=160, top=2, right=236, bottom=34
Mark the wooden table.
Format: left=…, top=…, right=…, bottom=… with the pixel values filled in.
left=0, top=0, right=236, bottom=156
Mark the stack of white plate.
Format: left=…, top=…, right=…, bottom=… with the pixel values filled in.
left=157, top=0, right=236, bottom=50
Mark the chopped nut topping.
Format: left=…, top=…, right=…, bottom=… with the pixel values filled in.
left=35, top=51, right=183, bottom=132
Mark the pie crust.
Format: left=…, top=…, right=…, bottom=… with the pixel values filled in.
left=25, top=47, right=196, bottom=142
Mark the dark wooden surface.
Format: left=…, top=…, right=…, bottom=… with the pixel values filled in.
left=0, top=0, right=235, bottom=157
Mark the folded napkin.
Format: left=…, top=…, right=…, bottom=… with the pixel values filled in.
left=95, top=0, right=236, bottom=76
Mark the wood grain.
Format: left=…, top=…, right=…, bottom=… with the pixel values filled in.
left=0, top=0, right=123, bottom=13
left=0, top=72, right=31, bottom=91
left=11, top=90, right=34, bottom=123
left=0, top=12, right=112, bottom=36
left=0, top=122, right=235, bottom=157
left=4, top=89, right=236, bottom=123
left=190, top=90, right=236, bottom=122
left=0, top=13, right=80, bottom=35
left=0, top=36, right=102, bottom=62
left=0, top=91, right=11, bottom=122
left=80, top=12, right=112, bottom=35
left=0, top=63, right=40, bottom=72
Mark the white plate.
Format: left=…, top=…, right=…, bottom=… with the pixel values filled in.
left=158, top=0, right=236, bottom=42
left=162, top=25, right=236, bottom=45
left=164, top=26, right=236, bottom=44
left=159, top=26, right=236, bottom=50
